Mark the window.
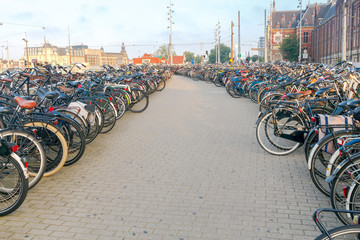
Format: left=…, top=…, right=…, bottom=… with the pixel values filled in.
left=303, top=32, right=309, bottom=43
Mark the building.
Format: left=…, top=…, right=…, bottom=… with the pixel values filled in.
left=133, top=53, right=167, bottom=65
left=26, top=42, right=85, bottom=66
left=169, top=55, right=185, bottom=65
left=100, top=43, right=129, bottom=66
left=258, top=37, right=265, bottom=58
left=268, top=0, right=328, bottom=61
left=25, top=42, right=129, bottom=67
left=119, top=43, right=129, bottom=65
left=311, top=0, right=360, bottom=64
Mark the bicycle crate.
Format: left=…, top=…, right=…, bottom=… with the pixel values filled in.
left=318, top=114, right=354, bottom=154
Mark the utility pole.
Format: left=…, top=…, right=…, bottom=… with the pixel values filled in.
left=238, top=11, right=241, bottom=63
left=217, top=20, right=221, bottom=64
left=167, top=0, right=174, bottom=65
left=298, top=0, right=303, bottom=62
left=68, top=25, right=72, bottom=65
left=264, top=10, right=268, bottom=62
left=230, top=21, right=234, bottom=63
left=341, top=0, right=348, bottom=61
left=6, top=40, right=9, bottom=61
left=214, top=29, right=218, bottom=64
left=269, top=1, right=273, bottom=62
left=22, top=32, right=30, bottom=68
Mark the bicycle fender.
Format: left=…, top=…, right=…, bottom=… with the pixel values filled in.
left=10, top=152, right=29, bottom=179
left=308, top=143, right=319, bottom=170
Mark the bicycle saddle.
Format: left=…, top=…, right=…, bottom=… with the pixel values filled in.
left=14, top=96, right=37, bottom=109
left=37, top=88, right=60, bottom=100
left=338, top=100, right=349, bottom=108
left=58, top=92, right=70, bottom=101
left=286, top=92, right=304, bottom=99
left=67, top=81, right=81, bottom=88
left=314, top=87, right=333, bottom=97
left=347, top=99, right=360, bottom=108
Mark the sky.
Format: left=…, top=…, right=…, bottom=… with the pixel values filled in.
left=0, top=0, right=330, bottom=61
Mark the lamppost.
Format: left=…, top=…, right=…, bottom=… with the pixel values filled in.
left=298, top=0, right=303, bottom=62
left=22, top=33, right=30, bottom=68
left=167, top=0, right=174, bottom=65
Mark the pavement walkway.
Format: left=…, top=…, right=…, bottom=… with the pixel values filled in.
left=0, top=75, right=337, bottom=239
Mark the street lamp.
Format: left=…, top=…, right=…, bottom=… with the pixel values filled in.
left=167, top=0, right=174, bottom=65
left=22, top=34, right=30, bottom=68
left=298, top=0, right=303, bottom=62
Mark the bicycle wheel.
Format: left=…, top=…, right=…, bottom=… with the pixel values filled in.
left=256, top=108, right=304, bottom=155
left=0, top=129, right=46, bottom=189
left=23, top=122, right=68, bottom=177
left=112, top=96, right=126, bottom=120
left=348, top=180, right=360, bottom=223
left=92, top=97, right=116, bottom=134
left=55, top=116, right=86, bottom=166
left=329, top=155, right=360, bottom=225
left=248, top=86, right=259, bottom=103
left=315, top=225, right=360, bottom=240
left=128, top=89, right=149, bottom=113
left=0, top=154, right=28, bottom=216
left=304, top=129, right=319, bottom=162
left=156, top=79, right=166, bottom=91
left=259, top=93, right=283, bottom=113
left=308, top=130, right=357, bottom=197
left=225, top=81, right=241, bottom=98
left=56, top=109, right=89, bottom=139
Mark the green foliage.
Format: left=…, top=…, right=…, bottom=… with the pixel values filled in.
left=183, top=51, right=195, bottom=63
left=208, top=44, right=231, bottom=64
left=155, top=44, right=176, bottom=61
left=249, top=55, right=264, bottom=63
left=279, top=35, right=299, bottom=62
left=194, top=55, right=203, bottom=64
left=251, top=55, right=259, bottom=62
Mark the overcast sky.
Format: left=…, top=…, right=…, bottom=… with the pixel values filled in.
left=0, top=0, right=329, bottom=60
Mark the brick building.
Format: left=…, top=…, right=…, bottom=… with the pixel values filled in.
left=311, top=0, right=360, bottom=64
left=269, top=1, right=328, bottom=61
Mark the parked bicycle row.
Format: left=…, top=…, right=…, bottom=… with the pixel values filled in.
left=0, top=63, right=173, bottom=216
left=175, top=61, right=360, bottom=239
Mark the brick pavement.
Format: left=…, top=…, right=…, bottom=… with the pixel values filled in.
left=0, top=75, right=339, bottom=239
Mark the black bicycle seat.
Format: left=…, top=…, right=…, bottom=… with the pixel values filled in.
left=67, top=81, right=81, bottom=88
left=315, top=87, right=333, bottom=97
left=286, top=92, right=304, bottom=99
left=347, top=99, right=360, bottom=108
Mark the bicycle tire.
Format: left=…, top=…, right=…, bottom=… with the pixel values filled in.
left=156, top=79, right=166, bottom=91
left=259, top=93, right=283, bottom=113
left=308, top=130, right=357, bottom=197
left=329, top=154, right=360, bottom=225
left=23, top=122, right=68, bottom=177
left=55, top=116, right=86, bottom=166
left=0, top=155, right=28, bottom=216
left=256, top=109, right=304, bottom=155
left=128, top=89, right=149, bottom=113
left=315, top=225, right=360, bottom=240
left=0, top=129, right=46, bottom=189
